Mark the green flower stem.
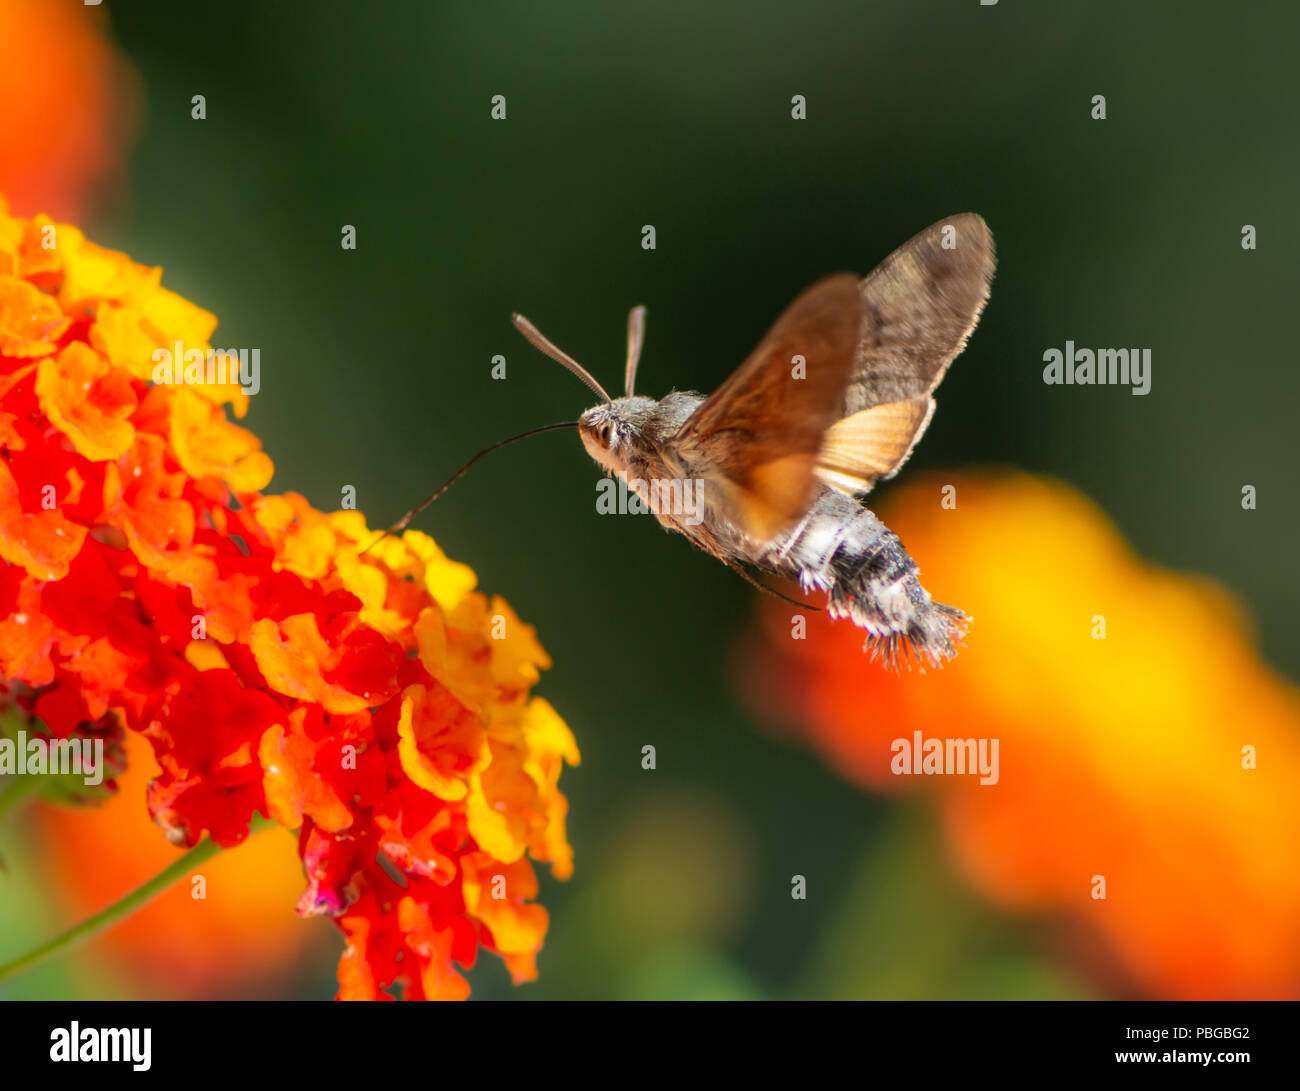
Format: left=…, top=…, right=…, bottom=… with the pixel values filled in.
left=0, top=774, right=41, bottom=824
left=0, top=704, right=40, bottom=822
left=0, top=814, right=276, bottom=985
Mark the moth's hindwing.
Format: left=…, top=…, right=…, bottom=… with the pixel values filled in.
left=815, top=397, right=935, bottom=494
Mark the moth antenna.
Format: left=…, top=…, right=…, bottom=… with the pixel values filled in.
left=624, top=305, right=646, bottom=397
left=511, top=312, right=613, bottom=404
left=359, top=420, right=579, bottom=556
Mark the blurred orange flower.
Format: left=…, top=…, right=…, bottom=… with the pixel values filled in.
left=748, top=469, right=1300, bottom=999
left=35, top=731, right=322, bottom=998
left=0, top=196, right=578, bottom=999
left=0, top=0, right=137, bottom=221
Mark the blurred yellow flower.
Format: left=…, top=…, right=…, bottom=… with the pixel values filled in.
left=748, top=469, right=1300, bottom=999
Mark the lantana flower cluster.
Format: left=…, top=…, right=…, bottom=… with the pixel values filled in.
left=0, top=197, right=578, bottom=999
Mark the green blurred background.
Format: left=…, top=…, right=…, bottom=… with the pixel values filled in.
left=4, top=0, right=1298, bottom=999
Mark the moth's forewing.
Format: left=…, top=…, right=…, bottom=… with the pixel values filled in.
left=845, top=212, right=995, bottom=413
left=815, top=214, right=996, bottom=495
left=674, top=273, right=863, bottom=542
left=673, top=215, right=995, bottom=537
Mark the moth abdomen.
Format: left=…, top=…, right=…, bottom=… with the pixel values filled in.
left=763, top=493, right=967, bottom=670
left=829, top=509, right=966, bottom=669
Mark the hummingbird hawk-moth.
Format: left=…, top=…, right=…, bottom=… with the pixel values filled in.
left=378, top=214, right=994, bottom=667
left=509, top=213, right=996, bottom=667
